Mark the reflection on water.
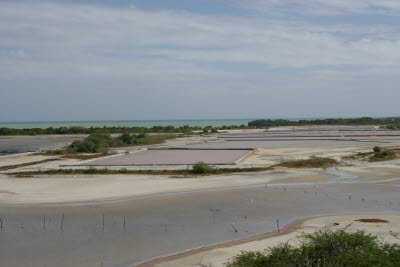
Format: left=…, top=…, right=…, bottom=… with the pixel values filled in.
left=0, top=179, right=399, bottom=267
left=325, top=166, right=359, bottom=182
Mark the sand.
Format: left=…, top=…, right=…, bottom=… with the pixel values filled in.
left=143, top=214, right=400, bottom=267
left=0, top=168, right=335, bottom=204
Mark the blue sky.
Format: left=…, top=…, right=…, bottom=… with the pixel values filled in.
left=1, top=0, right=400, bottom=121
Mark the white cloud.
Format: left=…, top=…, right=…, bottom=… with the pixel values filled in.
left=0, top=1, right=399, bottom=75
left=1, top=1, right=400, bottom=120
left=237, top=0, right=400, bottom=16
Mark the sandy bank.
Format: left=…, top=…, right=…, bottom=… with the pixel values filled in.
left=0, top=162, right=399, bottom=204
left=141, top=214, right=400, bottom=267
left=0, top=168, right=334, bottom=204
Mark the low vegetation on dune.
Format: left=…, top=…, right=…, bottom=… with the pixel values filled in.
left=343, top=146, right=399, bottom=162
left=69, top=133, right=176, bottom=153
left=226, top=230, right=400, bottom=267
left=370, top=150, right=396, bottom=161
left=275, top=156, right=338, bottom=168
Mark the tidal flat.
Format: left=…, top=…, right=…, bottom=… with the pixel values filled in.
left=0, top=175, right=399, bottom=266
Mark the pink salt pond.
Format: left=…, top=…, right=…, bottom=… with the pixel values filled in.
left=82, top=148, right=254, bottom=166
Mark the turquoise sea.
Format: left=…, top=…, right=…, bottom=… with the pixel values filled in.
left=0, top=116, right=373, bottom=130
left=0, top=119, right=256, bottom=129
left=0, top=118, right=344, bottom=129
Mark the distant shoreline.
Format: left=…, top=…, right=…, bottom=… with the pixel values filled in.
left=0, top=117, right=369, bottom=129
left=0, top=119, right=255, bottom=129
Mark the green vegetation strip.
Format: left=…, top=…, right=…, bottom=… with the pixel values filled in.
left=226, top=230, right=400, bottom=267
left=0, top=124, right=246, bottom=136
left=275, top=156, right=338, bottom=168
left=9, top=166, right=273, bottom=177
left=69, top=133, right=177, bottom=153
left=33, top=133, right=177, bottom=155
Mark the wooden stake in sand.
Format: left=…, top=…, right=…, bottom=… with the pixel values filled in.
left=60, top=213, right=64, bottom=231
left=277, top=219, right=280, bottom=233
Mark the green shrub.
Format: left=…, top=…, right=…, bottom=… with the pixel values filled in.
left=65, top=133, right=176, bottom=154
left=373, top=146, right=382, bottom=153
left=226, top=230, right=400, bottom=267
left=371, top=150, right=395, bottom=160
left=192, top=162, right=213, bottom=174
left=137, top=133, right=147, bottom=138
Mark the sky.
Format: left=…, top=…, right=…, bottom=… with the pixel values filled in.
left=1, top=0, right=400, bottom=122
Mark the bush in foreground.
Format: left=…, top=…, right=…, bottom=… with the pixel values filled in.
left=225, top=230, right=400, bottom=267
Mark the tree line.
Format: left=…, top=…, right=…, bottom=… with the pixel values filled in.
left=1, top=117, right=400, bottom=136
left=248, top=117, right=400, bottom=128
left=0, top=124, right=248, bottom=136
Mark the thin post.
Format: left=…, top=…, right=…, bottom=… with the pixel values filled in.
left=0, top=217, right=3, bottom=231
left=277, top=219, right=280, bottom=233
left=102, top=214, right=105, bottom=231
left=43, top=215, right=46, bottom=232
left=60, top=213, right=64, bottom=231
left=123, top=216, right=126, bottom=231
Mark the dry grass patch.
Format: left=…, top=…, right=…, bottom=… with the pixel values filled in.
left=0, top=159, right=60, bottom=171
left=355, top=218, right=389, bottom=223
left=342, top=147, right=399, bottom=162
left=59, top=154, right=110, bottom=160
left=276, top=156, right=338, bottom=169
left=8, top=166, right=274, bottom=177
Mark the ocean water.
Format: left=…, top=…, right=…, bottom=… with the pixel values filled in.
left=0, top=119, right=254, bottom=129
left=0, top=118, right=320, bottom=129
